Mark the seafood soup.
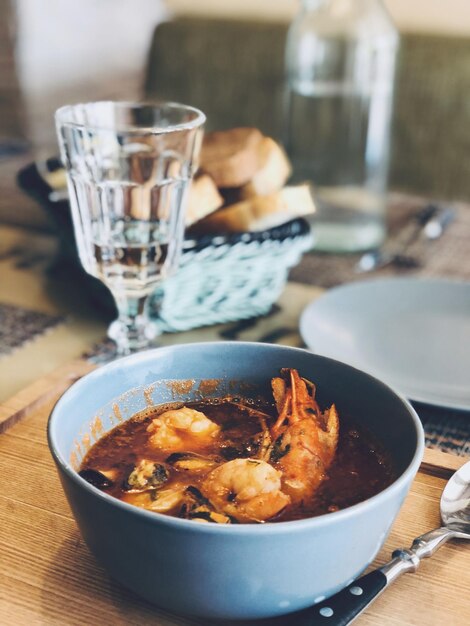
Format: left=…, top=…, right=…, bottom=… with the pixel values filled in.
left=80, top=368, right=396, bottom=523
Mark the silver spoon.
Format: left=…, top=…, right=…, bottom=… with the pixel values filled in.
left=302, top=460, right=470, bottom=625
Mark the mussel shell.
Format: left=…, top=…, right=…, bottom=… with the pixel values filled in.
left=79, top=469, right=113, bottom=490
left=187, top=505, right=233, bottom=524
left=165, top=452, right=218, bottom=471
left=190, top=512, right=230, bottom=524
left=179, top=487, right=237, bottom=524
left=220, top=437, right=260, bottom=460
left=219, top=446, right=240, bottom=461
left=124, top=462, right=169, bottom=492
left=185, top=485, right=209, bottom=505
left=147, top=463, right=169, bottom=487
left=165, top=452, right=208, bottom=463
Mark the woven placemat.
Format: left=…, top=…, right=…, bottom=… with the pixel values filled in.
left=290, top=194, right=470, bottom=288
left=414, top=402, right=470, bottom=457
left=0, top=302, right=63, bottom=357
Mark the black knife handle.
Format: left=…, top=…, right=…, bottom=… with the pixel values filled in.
left=299, top=570, right=387, bottom=626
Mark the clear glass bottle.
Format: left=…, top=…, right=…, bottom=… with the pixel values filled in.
left=284, top=0, right=399, bottom=252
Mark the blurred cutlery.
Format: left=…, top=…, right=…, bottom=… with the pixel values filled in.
left=356, top=204, right=455, bottom=273
left=423, top=206, right=455, bottom=239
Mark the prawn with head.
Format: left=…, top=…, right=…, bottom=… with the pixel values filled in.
left=266, top=368, right=339, bottom=503
left=200, top=369, right=339, bottom=522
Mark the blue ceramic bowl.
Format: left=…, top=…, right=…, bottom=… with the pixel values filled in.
left=48, top=342, right=424, bottom=620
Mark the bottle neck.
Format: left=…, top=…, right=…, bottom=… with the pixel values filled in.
left=302, top=0, right=329, bottom=8
left=301, top=0, right=378, bottom=9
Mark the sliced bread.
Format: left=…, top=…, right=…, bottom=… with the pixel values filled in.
left=238, top=137, right=292, bottom=199
left=193, top=184, right=315, bottom=234
left=200, top=127, right=264, bottom=187
left=186, top=173, right=223, bottom=226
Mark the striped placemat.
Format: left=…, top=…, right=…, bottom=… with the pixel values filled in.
left=0, top=302, right=64, bottom=357
left=414, top=402, right=470, bottom=457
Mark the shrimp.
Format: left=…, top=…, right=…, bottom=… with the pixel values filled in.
left=147, top=406, right=220, bottom=451
left=201, top=458, right=290, bottom=523
left=268, top=368, right=339, bottom=503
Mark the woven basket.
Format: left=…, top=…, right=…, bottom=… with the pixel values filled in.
left=153, top=219, right=312, bottom=331
left=17, top=160, right=313, bottom=331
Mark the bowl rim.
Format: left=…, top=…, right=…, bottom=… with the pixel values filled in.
left=48, top=341, right=425, bottom=534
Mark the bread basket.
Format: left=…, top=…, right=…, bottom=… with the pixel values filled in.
left=17, top=159, right=313, bottom=332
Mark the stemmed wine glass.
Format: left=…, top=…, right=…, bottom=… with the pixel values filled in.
left=55, top=101, right=205, bottom=355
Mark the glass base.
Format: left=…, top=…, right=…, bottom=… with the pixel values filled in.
left=309, top=185, right=386, bottom=253
left=311, top=220, right=385, bottom=253
left=108, top=316, right=160, bottom=355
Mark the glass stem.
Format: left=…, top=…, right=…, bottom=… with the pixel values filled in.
left=108, top=292, right=159, bottom=355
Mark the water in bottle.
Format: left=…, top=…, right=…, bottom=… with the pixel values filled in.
left=284, top=0, right=399, bottom=252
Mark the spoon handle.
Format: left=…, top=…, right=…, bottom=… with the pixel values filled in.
left=300, top=526, right=455, bottom=625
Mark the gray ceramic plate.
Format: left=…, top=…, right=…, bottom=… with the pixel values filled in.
left=300, top=278, right=470, bottom=411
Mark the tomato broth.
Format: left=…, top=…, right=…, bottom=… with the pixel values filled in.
left=80, top=397, right=396, bottom=523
